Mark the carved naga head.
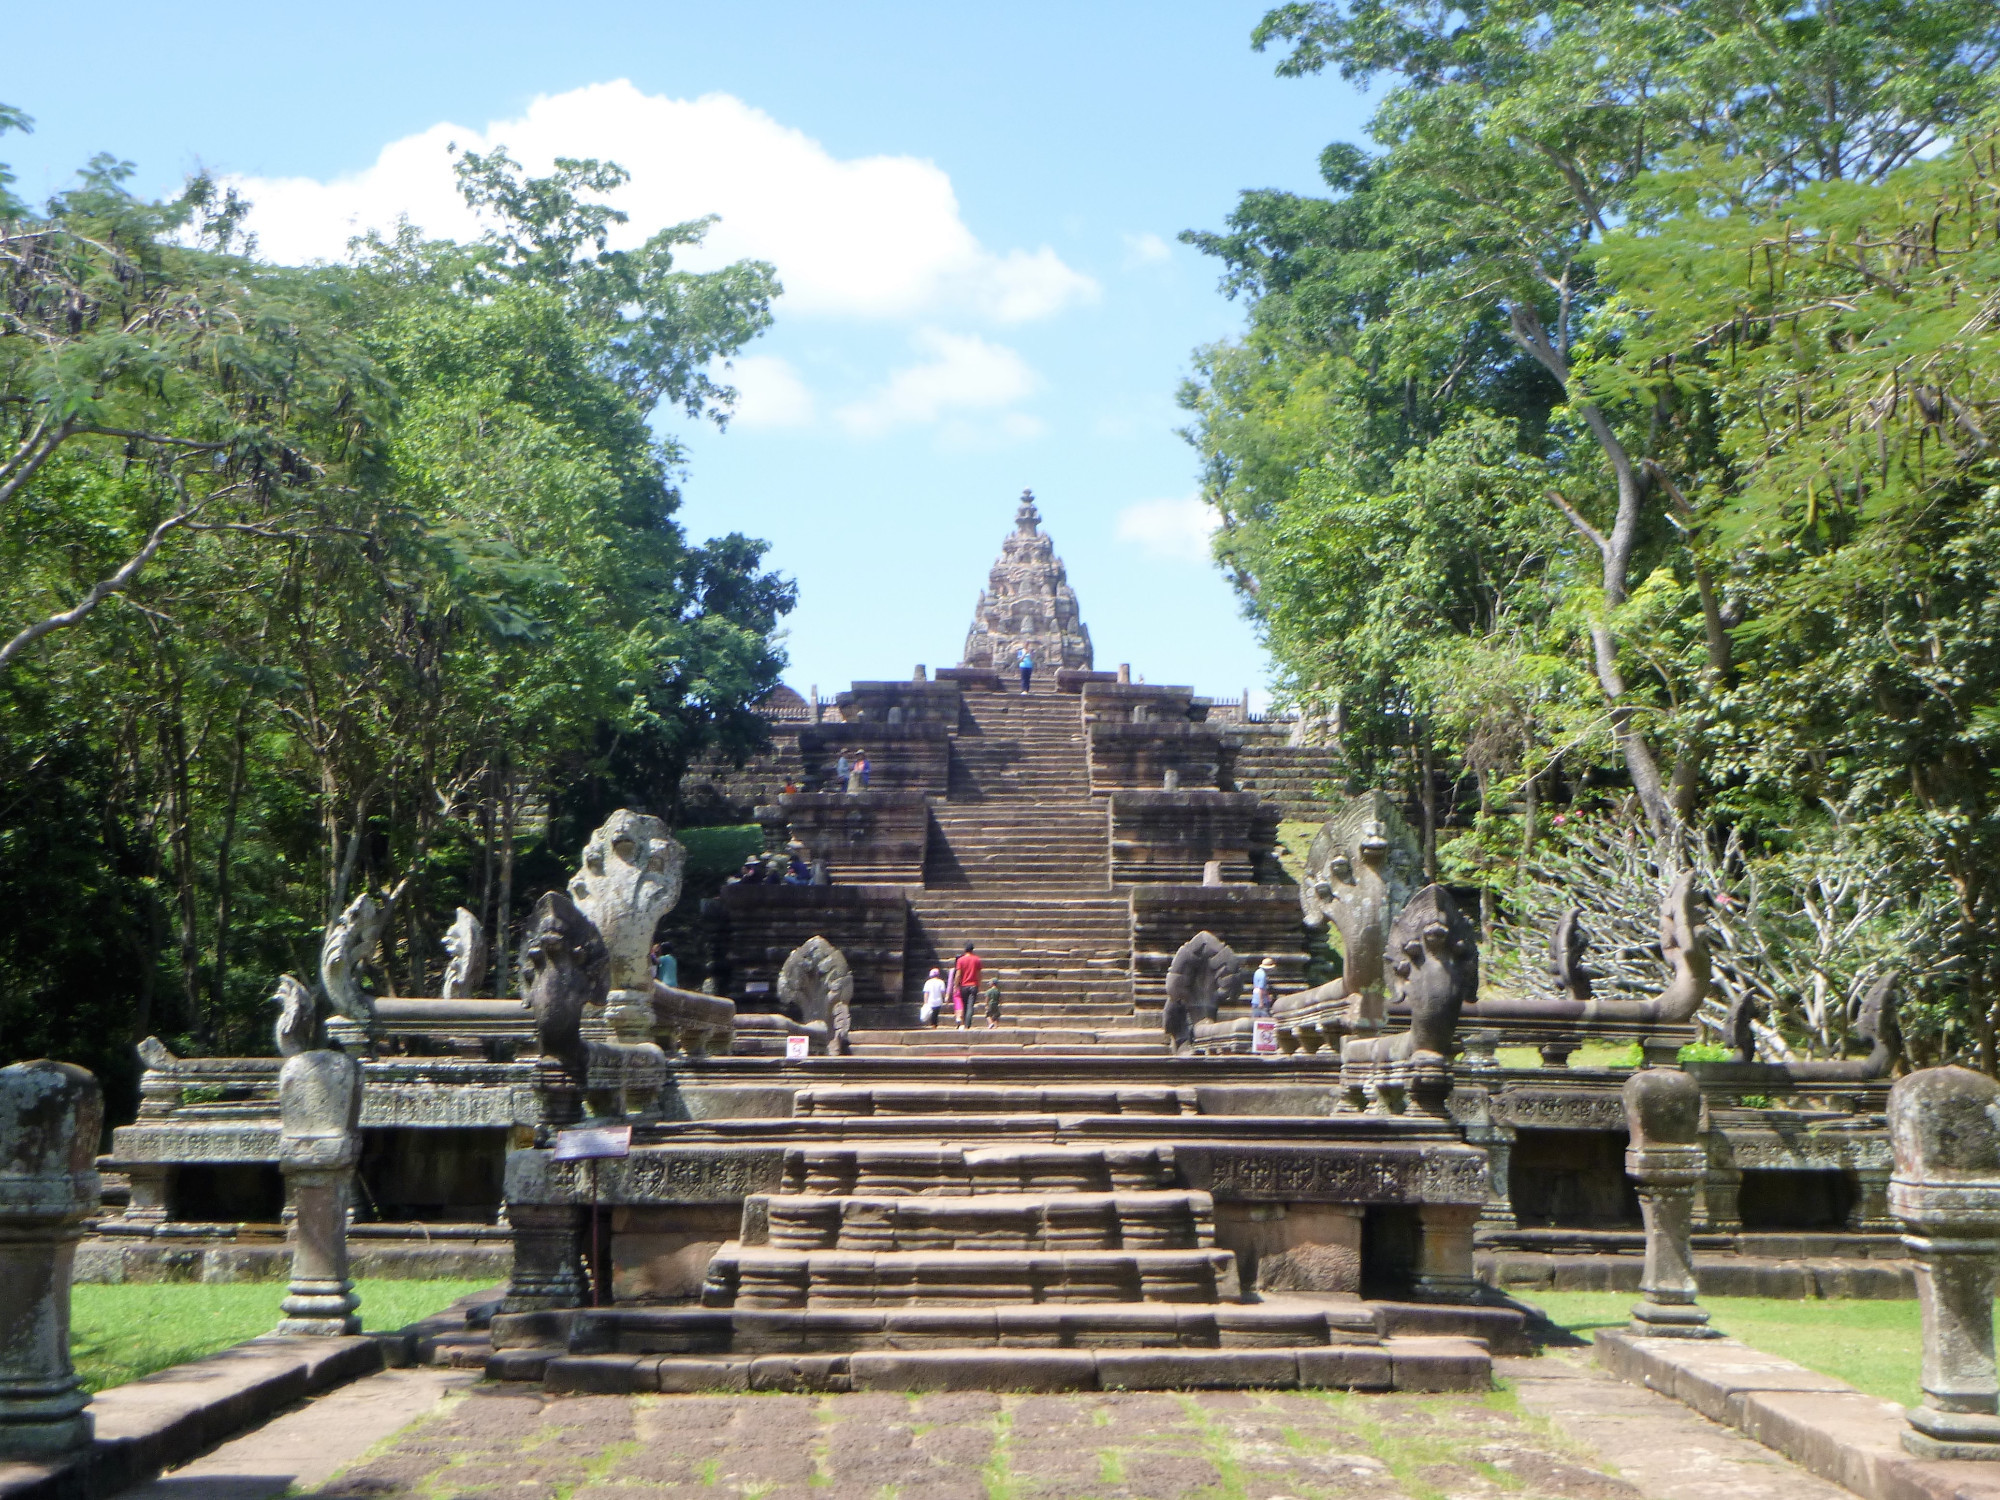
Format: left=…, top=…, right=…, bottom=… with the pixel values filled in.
left=1655, top=871, right=1716, bottom=1019
left=1167, top=931, right=1249, bottom=1025
left=520, top=891, right=611, bottom=1075
left=568, top=809, right=685, bottom=993
left=319, top=891, right=387, bottom=1025
left=1549, top=907, right=1597, bottom=1003
left=1387, top=885, right=1479, bottom=1057
left=271, top=974, right=322, bottom=1057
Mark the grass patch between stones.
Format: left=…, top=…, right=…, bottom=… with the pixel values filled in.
left=1528, top=1291, right=1924, bottom=1409
left=69, top=1278, right=491, bottom=1393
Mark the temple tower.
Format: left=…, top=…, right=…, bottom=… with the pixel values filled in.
left=960, top=490, right=1093, bottom=670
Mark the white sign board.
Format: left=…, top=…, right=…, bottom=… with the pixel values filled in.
left=552, top=1124, right=632, bottom=1161
left=1251, top=1018, right=1279, bottom=1055
left=785, top=1034, right=811, bottom=1061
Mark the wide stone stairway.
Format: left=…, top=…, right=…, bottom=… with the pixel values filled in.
left=904, top=688, right=1140, bottom=1030
left=513, top=1079, right=1501, bottom=1394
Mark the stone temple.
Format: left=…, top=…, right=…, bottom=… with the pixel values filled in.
left=81, top=490, right=1908, bottom=1400
left=960, top=489, right=1094, bottom=672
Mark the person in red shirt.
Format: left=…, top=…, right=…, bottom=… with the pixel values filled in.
left=951, top=944, right=982, bottom=1030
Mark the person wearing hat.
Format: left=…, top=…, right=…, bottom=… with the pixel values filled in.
left=1251, top=957, right=1276, bottom=1015
left=783, top=841, right=813, bottom=885
left=920, top=966, right=948, bottom=1027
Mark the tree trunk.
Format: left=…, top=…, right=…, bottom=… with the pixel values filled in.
left=210, top=707, right=250, bottom=1037
left=163, top=687, right=205, bottom=1043
left=1418, top=737, right=1438, bottom=883
left=497, top=756, right=517, bottom=997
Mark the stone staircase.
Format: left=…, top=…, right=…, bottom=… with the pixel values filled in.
left=907, top=688, right=1143, bottom=1031
left=847, top=1027, right=1164, bottom=1056
left=519, top=1082, right=1500, bottom=1394
left=1224, top=740, right=1343, bottom=823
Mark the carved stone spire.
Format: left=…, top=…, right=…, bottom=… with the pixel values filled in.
left=960, top=490, right=1094, bottom=670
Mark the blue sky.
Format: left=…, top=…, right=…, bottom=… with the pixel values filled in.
left=2, top=3, right=1376, bottom=707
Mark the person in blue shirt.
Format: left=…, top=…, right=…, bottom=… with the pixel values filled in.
left=1016, top=646, right=1034, bottom=694
left=651, top=943, right=678, bottom=991
left=1251, top=957, right=1274, bottom=1015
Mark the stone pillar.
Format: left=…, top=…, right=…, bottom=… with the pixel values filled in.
left=1889, top=1066, right=2000, bottom=1460
left=1623, top=1067, right=1719, bottom=1337
left=1849, top=1164, right=1895, bottom=1232
left=0, top=1061, right=102, bottom=1461
left=275, top=1050, right=362, bottom=1336
left=116, top=1161, right=173, bottom=1230
left=503, top=1202, right=588, bottom=1312
left=1697, top=1164, right=1744, bottom=1234
left=1412, top=1204, right=1483, bottom=1301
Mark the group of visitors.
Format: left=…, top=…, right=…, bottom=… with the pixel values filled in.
left=727, top=840, right=815, bottom=887
left=920, top=943, right=999, bottom=1029
left=833, top=750, right=870, bottom=792
left=914, top=945, right=1278, bottom=1030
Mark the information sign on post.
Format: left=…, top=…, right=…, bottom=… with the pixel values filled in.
left=1251, top=1018, right=1279, bottom=1055
left=785, top=1034, right=811, bottom=1061
left=552, top=1124, right=632, bottom=1161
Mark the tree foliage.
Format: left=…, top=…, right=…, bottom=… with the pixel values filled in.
left=0, top=115, right=794, bottom=1108
left=1186, top=0, right=2000, bottom=1061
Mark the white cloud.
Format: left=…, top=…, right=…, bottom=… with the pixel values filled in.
left=1122, top=231, right=1173, bottom=267
left=1115, top=495, right=1219, bottom=563
left=722, top=355, right=816, bottom=430
left=835, top=329, right=1040, bottom=438
left=227, top=80, right=1096, bottom=325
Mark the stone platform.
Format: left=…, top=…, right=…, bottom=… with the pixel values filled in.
left=493, top=1057, right=1522, bottom=1393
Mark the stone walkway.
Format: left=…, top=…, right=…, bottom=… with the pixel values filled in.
left=117, top=1346, right=1855, bottom=1500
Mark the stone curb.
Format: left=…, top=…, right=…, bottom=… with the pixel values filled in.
left=536, top=1335, right=1490, bottom=1396
left=1480, top=1254, right=1916, bottom=1300
left=0, top=1289, right=500, bottom=1500
left=0, top=1336, right=381, bottom=1500
left=1596, top=1329, right=2000, bottom=1500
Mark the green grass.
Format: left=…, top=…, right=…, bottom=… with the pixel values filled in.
left=1494, top=1041, right=1736, bottom=1069
left=1528, top=1291, right=1923, bottom=1409
left=70, top=1278, right=493, bottom=1393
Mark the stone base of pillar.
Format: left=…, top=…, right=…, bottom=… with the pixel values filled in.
left=1414, top=1204, right=1484, bottom=1302
left=1904, top=1407, right=2000, bottom=1460
left=0, top=1397, right=93, bottom=1462
left=277, top=1275, right=360, bottom=1336
left=1628, top=1297, right=1721, bottom=1338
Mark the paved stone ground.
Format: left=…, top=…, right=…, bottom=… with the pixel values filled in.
left=298, top=1383, right=1618, bottom=1500
left=121, top=1346, right=1857, bottom=1500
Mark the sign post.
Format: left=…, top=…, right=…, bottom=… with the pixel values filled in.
left=552, top=1125, right=631, bottom=1307
left=1251, top=1018, right=1279, bottom=1055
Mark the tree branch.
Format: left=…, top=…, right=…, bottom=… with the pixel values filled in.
left=1545, top=487, right=1609, bottom=558
left=0, top=510, right=193, bottom=673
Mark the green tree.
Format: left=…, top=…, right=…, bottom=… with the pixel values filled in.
left=0, top=122, right=796, bottom=1091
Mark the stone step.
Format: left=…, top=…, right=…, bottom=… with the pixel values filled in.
left=706, top=1244, right=1243, bottom=1306
left=784, top=1142, right=1176, bottom=1196
left=538, top=1338, right=1489, bottom=1394
left=750, top=1189, right=1216, bottom=1253
left=847, top=1028, right=1146, bottom=1047
left=792, top=1085, right=1190, bottom=1117
left=564, top=1300, right=1379, bottom=1358
left=848, top=1043, right=1164, bottom=1057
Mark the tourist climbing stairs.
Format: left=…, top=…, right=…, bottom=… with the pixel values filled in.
left=902, top=687, right=1148, bottom=1033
